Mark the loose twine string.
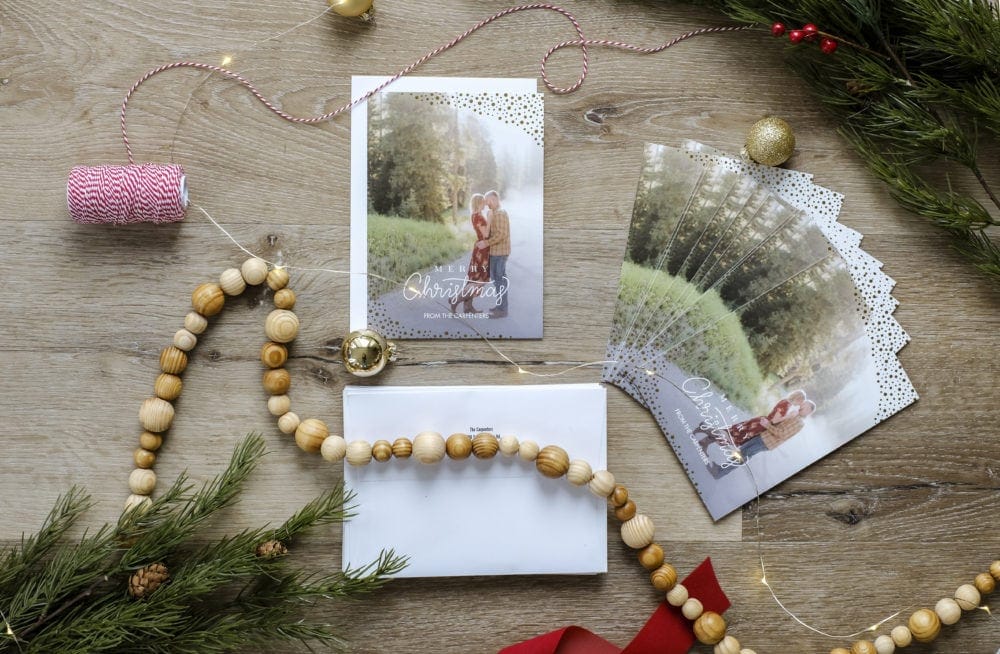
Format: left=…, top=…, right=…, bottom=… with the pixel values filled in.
left=107, top=2, right=996, bottom=644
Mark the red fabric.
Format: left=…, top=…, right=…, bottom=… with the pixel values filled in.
left=500, top=558, right=729, bottom=654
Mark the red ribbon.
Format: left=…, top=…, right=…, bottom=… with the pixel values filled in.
left=499, top=558, right=729, bottom=654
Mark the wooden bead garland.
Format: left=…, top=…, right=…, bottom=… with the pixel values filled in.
left=535, top=444, right=570, bottom=478
left=907, top=608, right=941, bottom=643
left=471, top=432, right=499, bottom=459
left=124, top=256, right=1000, bottom=654
left=446, top=433, right=473, bottom=459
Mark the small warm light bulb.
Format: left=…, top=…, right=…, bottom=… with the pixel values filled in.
left=517, top=367, right=527, bottom=374
left=760, top=575, right=768, bottom=586
left=406, top=286, right=422, bottom=296
left=979, top=604, right=991, bottom=615
left=645, top=368, right=656, bottom=376
left=4, top=623, right=13, bottom=636
left=221, top=55, right=233, bottom=67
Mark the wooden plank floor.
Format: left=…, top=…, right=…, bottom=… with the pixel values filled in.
left=1, top=1, right=998, bottom=651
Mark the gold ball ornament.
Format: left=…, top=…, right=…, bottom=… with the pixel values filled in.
left=341, top=329, right=396, bottom=377
left=328, top=0, right=374, bottom=19
left=743, top=116, right=796, bottom=166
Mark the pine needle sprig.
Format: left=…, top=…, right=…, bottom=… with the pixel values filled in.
left=0, top=433, right=403, bottom=653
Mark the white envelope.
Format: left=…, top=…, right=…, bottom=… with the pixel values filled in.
left=342, top=384, right=608, bottom=578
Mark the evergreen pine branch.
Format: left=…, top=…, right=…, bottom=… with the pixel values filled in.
left=267, top=485, right=357, bottom=544
left=895, top=0, right=1000, bottom=78
left=0, top=487, right=92, bottom=599
left=118, top=433, right=267, bottom=570
left=0, top=433, right=403, bottom=653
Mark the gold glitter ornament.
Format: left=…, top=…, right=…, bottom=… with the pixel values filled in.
left=743, top=116, right=796, bottom=166
left=328, top=0, right=374, bottom=19
left=341, top=329, right=397, bottom=377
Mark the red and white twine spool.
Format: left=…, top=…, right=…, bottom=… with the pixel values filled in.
left=67, top=164, right=188, bottom=225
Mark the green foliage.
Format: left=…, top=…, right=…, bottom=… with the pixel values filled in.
left=665, top=0, right=1000, bottom=281
left=367, top=213, right=470, bottom=297
left=612, top=262, right=765, bottom=407
left=0, top=434, right=406, bottom=654
left=368, top=93, right=501, bottom=222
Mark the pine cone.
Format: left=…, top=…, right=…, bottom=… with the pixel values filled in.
left=255, top=539, right=288, bottom=559
left=128, top=562, right=169, bottom=599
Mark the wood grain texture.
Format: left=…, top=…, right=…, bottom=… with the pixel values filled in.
left=0, top=1, right=997, bottom=652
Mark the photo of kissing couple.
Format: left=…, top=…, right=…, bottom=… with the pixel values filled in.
left=695, top=389, right=817, bottom=478
left=448, top=190, right=510, bottom=319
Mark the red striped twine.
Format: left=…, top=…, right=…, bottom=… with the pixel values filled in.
left=67, top=164, right=188, bottom=224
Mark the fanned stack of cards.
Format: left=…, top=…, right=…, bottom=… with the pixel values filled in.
left=603, top=142, right=917, bottom=520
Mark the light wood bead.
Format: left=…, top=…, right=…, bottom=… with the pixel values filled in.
left=638, top=543, right=665, bottom=571
left=446, top=433, right=473, bottom=459
left=320, top=435, right=348, bottom=462
left=873, top=635, right=895, bottom=654
left=184, top=311, right=208, bottom=335
left=273, top=288, right=296, bottom=310
left=974, top=571, right=996, bottom=594
left=566, top=459, right=593, bottom=486
left=739, top=650, right=757, bottom=654
left=128, top=468, right=156, bottom=495
left=850, top=640, right=877, bottom=654
left=267, top=394, right=291, bottom=417
left=412, top=431, right=446, bottom=464
left=346, top=439, right=373, bottom=466
left=934, top=597, right=961, bottom=625
left=610, top=484, right=629, bottom=507
left=124, top=493, right=152, bottom=513
left=650, top=563, right=678, bottom=591
left=714, top=635, right=740, bottom=654
left=955, top=583, right=981, bottom=610
left=260, top=342, right=288, bottom=369
left=154, top=373, right=183, bottom=401
left=830, top=649, right=851, bottom=654
left=294, top=418, right=328, bottom=454
left=518, top=439, right=540, bottom=461
left=139, top=431, right=163, bottom=451
left=991, top=560, right=1000, bottom=581
left=372, top=439, right=393, bottom=462
left=666, top=583, right=688, bottom=607
left=614, top=499, right=637, bottom=522
left=219, top=267, right=247, bottom=296
left=693, top=611, right=726, bottom=645
left=391, top=437, right=412, bottom=458
left=133, top=448, right=156, bottom=469
left=241, top=257, right=269, bottom=285
left=266, top=267, right=290, bottom=291
left=191, top=282, right=225, bottom=316
left=262, top=368, right=291, bottom=395
left=159, top=346, right=188, bottom=374
left=264, top=309, right=299, bottom=343
left=890, top=625, right=912, bottom=647
left=681, top=597, right=704, bottom=620
left=139, top=397, right=174, bottom=433
left=173, top=328, right=197, bottom=352
left=589, top=470, right=616, bottom=498
left=535, top=445, right=570, bottom=478
left=499, top=435, right=520, bottom=456
left=277, top=412, right=300, bottom=434
left=620, top=514, right=655, bottom=549
left=472, top=432, right=499, bottom=459
left=907, top=608, right=940, bottom=643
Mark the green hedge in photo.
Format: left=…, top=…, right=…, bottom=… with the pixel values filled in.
left=612, top=261, right=765, bottom=409
left=367, top=213, right=470, bottom=297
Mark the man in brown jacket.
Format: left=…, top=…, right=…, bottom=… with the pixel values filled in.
left=482, top=190, right=510, bottom=318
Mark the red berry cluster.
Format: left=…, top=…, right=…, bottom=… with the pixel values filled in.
left=771, top=22, right=838, bottom=54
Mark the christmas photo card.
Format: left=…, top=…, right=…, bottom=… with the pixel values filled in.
left=603, top=143, right=917, bottom=520
left=350, top=77, right=544, bottom=339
